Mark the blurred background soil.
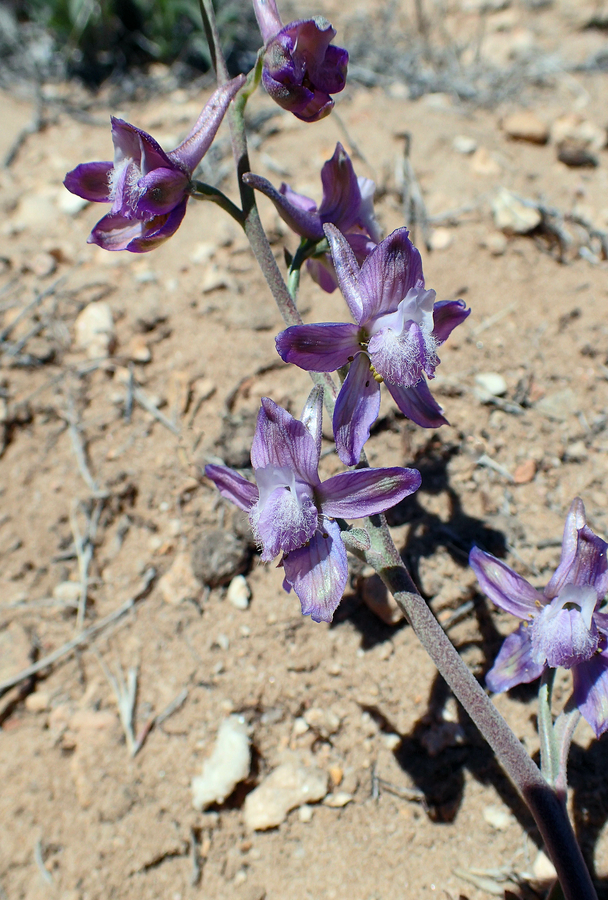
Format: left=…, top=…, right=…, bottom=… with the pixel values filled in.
left=1, top=1, right=608, bottom=898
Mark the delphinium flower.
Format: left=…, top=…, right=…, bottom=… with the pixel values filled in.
left=63, top=76, right=244, bottom=252
left=205, top=387, right=421, bottom=623
left=251, top=0, right=348, bottom=123
left=470, top=498, right=608, bottom=737
left=244, top=142, right=379, bottom=292
left=276, top=224, right=470, bottom=465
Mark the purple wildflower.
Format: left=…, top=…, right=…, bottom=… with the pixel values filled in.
left=252, top=0, right=348, bottom=123
left=276, top=224, right=470, bottom=465
left=243, top=142, right=379, bottom=292
left=205, top=388, right=421, bottom=623
left=63, top=77, right=244, bottom=252
left=470, top=498, right=608, bottom=737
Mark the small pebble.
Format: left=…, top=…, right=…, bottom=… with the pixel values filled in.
left=452, top=134, right=477, bottom=155
left=52, top=581, right=82, bottom=605
left=532, top=849, right=557, bottom=882
left=429, top=227, right=452, bottom=251
left=58, top=191, right=88, bottom=216
left=502, top=110, right=548, bottom=144
left=470, top=147, right=501, bottom=176
left=243, top=760, right=328, bottom=831
left=226, top=574, right=251, bottom=610
left=191, top=530, right=249, bottom=588
left=482, top=231, right=507, bottom=256
left=482, top=804, right=512, bottom=831
left=323, top=792, right=353, bottom=808
left=475, top=372, right=507, bottom=397
left=513, top=459, right=536, bottom=484
left=74, top=302, right=116, bottom=359
left=298, top=804, right=314, bottom=823
left=492, top=188, right=541, bottom=234
left=125, top=334, right=152, bottom=363
left=192, top=715, right=251, bottom=810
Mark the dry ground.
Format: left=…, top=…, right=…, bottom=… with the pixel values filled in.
left=1, top=1, right=608, bottom=899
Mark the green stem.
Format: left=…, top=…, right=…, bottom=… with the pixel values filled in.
left=190, top=181, right=244, bottom=225
left=539, top=668, right=558, bottom=784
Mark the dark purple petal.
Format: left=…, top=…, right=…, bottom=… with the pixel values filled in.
left=64, top=161, right=112, bottom=202
left=324, top=224, right=365, bottom=322
left=307, top=256, right=339, bottom=293
left=300, top=385, right=324, bottom=463
left=545, top=499, right=608, bottom=600
left=384, top=378, right=448, bottom=429
left=318, top=143, right=361, bottom=232
left=288, top=17, right=335, bottom=67
left=282, top=519, right=347, bottom=622
left=251, top=0, right=283, bottom=43
left=253, top=480, right=317, bottom=561
left=470, top=546, right=543, bottom=618
left=250, top=398, right=320, bottom=486
left=318, top=466, right=421, bottom=518
left=276, top=322, right=360, bottom=371
left=346, top=232, right=378, bottom=263
left=432, top=299, right=471, bottom=344
left=169, top=76, right=245, bottom=173
left=530, top=588, right=599, bottom=668
left=358, top=228, right=424, bottom=320
left=205, top=464, right=259, bottom=512
left=242, top=173, right=324, bottom=241
left=136, top=167, right=190, bottom=216
left=125, top=197, right=188, bottom=252
left=333, top=352, right=381, bottom=466
left=312, top=43, right=348, bottom=94
left=486, top=623, right=544, bottom=692
left=572, top=654, right=608, bottom=738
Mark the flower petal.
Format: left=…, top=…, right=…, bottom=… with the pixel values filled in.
left=88, top=212, right=145, bottom=252
left=282, top=519, right=347, bottom=622
left=280, top=183, right=318, bottom=213
left=170, top=75, right=245, bottom=173
left=126, top=197, right=189, bottom=252
left=432, top=299, right=471, bottom=344
left=312, top=42, right=348, bottom=94
left=545, top=498, right=608, bottom=600
left=572, top=654, right=608, bottom=738
left=307, top=256, right=339, bottom=293
left=136, top=167, right=190, bottom=216
left=252, top=479, right=317, bottom=561
left=242, top=173, right=324, bottom=241
left=318, top=143, right=361, bottom=233
left=276, top=322, right=360, bottom=372
left=111, top=118, right=173, bottom=173
left=64, top=161, right=112, bottom=202
left=250, top=397, right=320, bottom=485
left=384, top=378, right=448, bottom=429
left=204, top=464, right=259, bottom=511
left=333, top=352, right=381, bottom=466
left=531, top=598, right=598, bottom=669
left=469, top=546, right=543, bottom=618
left=324, top=223, right=365, bottom=322
left=486, top=623, right=544, bottom=692
left=369, top=320, right=437, bottom=386
left=318, top=466, right=421, bottom=518
left=358, top=228, right=424, bottom=319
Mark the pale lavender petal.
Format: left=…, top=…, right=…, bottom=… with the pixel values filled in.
left=243, top=173, right=324, bottom=241
left=544, top=498, right=586, bottom=599
left=384, top=379, right=448, bottom=429
left=204, top=464, right=258, bottom=511
left=136, top=167, right=190, bottom=216
left=280, top=183, right=318, bottom=213
left=333, top=352, right=381, bottom=466
left=168, top=76, right=245, bottom=173
left=531, top=604, right=598, bottom=669
left=276, top=323, right=360, bottom=371
left=369, top=321, right=436, bottom=386
left=324, top=224, right=365, bottom=322
left=251, top=0, right=283, bottom=43
left=300, top=385, right=324, bottom=465
left=486, top=624, right=544, bottom=692
left=572, top=654, right=608, bottom=738
left=126, top=197, right=188, bottom=252
left=346, top=232, right=378, bottom=263
left=250, top=398, right=320, bottom=486
left=253, top=482, right=317, bottom=561
left=64, top=162, right=112, bottom=202
left=282, top=519, right=347, bottom=623
left=307, top=257, right=339, bottom=293
left=358, top=228, right=424, bottom=320
left=318, top=143, right=360, bottom=232
left=432, top=299, right=471, bottom=344
left=318, top=467, right=421, bottom=518
left=469, top=546, right=543, bottom=618
left=88, top=212, right=144, bottom=252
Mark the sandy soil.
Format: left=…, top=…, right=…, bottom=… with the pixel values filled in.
left=1, top=1, right=608, bottom=899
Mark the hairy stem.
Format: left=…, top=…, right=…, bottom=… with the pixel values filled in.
left=539, top=668, right=558, bottom=784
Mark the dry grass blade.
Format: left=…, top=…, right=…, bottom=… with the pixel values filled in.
left=95, top=654, right=138, bottom=756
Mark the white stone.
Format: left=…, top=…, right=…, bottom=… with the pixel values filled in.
left=483, top=231, right=507, bottom=255
left=453, top=135, right=477, bottom=155
left=243, top=760, right=328, bottom=830
left=303, top=707, right=341, bottom=737
left=482, top=804, right=512, bottom=831
left=492, top=187, right=541, bottom=234
left=532, top=849, right=557, bottom=882
left=74, top=302, right=115, bottom=359
left=298, top=804, right=314, bottom=823
left=475, top=372, right=507, bottom=396
left=226, top=575, right=251, bottom=610
left=323, top=792, right=353, bottom=808
left=52, top=581, right=82, bottom=604
left=429, top=227, right=453, bottom=251
left=58, top=191, right=88, bottom=216
left=192, top=715, right=251, bottom=810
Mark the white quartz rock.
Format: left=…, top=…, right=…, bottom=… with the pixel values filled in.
left=192, top=715, right=251, bottom=810
left=244, top=760, right=328, bottom=830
